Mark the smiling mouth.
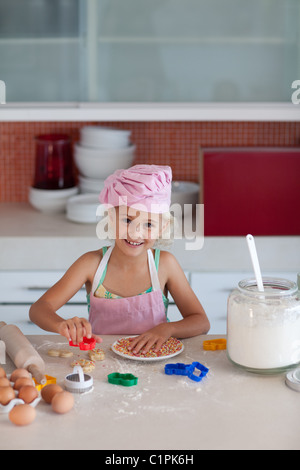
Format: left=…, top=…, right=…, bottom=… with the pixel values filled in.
left=125, top=239, right=143, bottom=246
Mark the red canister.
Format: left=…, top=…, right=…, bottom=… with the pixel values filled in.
left=34, top=134, right=76, bottom=190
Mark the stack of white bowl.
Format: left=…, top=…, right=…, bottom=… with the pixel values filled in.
left=75, top=126, right=135, bottom=191
left=69, top=126, right=135, bottom=223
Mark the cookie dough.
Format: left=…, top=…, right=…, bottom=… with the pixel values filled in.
left=47, top=349, right=61, bottom=357
left=88, top=348, right=105, bottom=361
left=70, top=359, right=95, bottom=373
left=59, top=350, right=74, bottom=358
left=47, top=349, right=73, bottom=358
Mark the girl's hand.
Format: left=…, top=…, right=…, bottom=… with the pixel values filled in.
left=57, top=316, right=102, bottom=345
left=128, top=323, right=172, bottom=355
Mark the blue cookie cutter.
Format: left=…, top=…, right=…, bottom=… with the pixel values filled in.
left=164, top=362, right=209, bottom=383
left=188, top=362, right=209, bottom=382
left=165, top=363, right=191, bottom=376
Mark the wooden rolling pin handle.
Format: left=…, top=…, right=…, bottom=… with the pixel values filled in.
left=27, top=364, right=47, bottom=385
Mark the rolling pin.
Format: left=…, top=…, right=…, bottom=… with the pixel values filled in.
left=0, top=322, right=46, bottom=384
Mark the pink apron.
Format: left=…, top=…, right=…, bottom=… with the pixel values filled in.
left=89, top=245, right=167, bottom=335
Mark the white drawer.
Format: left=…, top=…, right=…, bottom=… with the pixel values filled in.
left=0, top=305, right=88, bottom=335
left=0, top=270, right=86, bottom=304
left=167, top=304, right=183, bottom=323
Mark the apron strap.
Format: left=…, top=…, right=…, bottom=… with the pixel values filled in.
left=147, top=249, right=161, bottom=292
left=92, top=244, right=114, bottom=294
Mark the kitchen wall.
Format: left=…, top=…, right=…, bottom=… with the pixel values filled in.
left=1, top=120, right=300, bottom=202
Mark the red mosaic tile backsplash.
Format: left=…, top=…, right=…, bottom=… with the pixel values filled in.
left=0, top=121, right=300, bottom=202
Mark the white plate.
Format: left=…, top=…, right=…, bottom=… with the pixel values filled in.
left=111, top=336, right=184, bottom=362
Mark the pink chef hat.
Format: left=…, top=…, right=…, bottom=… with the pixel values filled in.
left=99, top=164, right=172, bottom=213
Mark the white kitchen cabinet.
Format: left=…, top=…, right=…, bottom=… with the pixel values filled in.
left=0, top=270, right=88, bottom=335
left=0, top=305, right=87, bottom=336
left=167, top=304, right=183, bottom=323
left=191, top=271, right=299, bottom=335
left=0, top=270, right=85, bottom=304
left=0, top=0, right=299, bottom=103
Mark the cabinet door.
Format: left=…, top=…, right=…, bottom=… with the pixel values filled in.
left=167, top=304, right=183, bottom=323
left=0, top=270, right=87, bottom=335
left=0, top=271, right=86, bottom=304
left=0, top=0, right=82, bottom=102
left=0, top=0, right=299, bottom=102
left=191, top=272, right=243, bottom=335
left=95, top=0, right=298, bottom=102
left=0, top=305, right=87, bottom=336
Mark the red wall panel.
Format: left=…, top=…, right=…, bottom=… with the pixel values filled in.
left=201, top=147, right=300, bottom=236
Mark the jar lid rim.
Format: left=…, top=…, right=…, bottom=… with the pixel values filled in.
left=238, top=277, right=298, bottom=296
left=286, top=369, right=300, bottom=392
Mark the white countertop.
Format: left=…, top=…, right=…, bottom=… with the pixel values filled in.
left=1, top=334, right=299, bottom=450
left=0, top=202, right=299, bottom=272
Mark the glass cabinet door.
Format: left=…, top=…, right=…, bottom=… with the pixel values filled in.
left=0, top=0, right=82, bottom=101
left=95, top=0, right=299, bottom=103
left=0, top=0, right=299, bottom=102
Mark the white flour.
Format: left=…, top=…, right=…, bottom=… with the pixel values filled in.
left=227, top=299, right=300, bottom=369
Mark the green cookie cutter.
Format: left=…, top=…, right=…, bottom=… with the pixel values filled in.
left=107, top=372, right=138, bottom=387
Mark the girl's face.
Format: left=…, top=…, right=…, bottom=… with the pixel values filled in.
left=110, top=206, right=161, bottom=254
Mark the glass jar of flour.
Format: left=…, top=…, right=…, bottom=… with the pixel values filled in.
left=227, top=278, right=300, bottom=374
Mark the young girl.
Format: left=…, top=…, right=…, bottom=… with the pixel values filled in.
left=29, top=164, right=210, bottom=354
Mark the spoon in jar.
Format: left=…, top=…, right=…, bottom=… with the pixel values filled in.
left=246, top=234, right=264, bottom=292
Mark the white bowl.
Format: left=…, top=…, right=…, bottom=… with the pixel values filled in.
left=80, top=126, right=131, bottom=149
left=29, top=186, right=79, bottom=213
left=171, top=181, right=199, bottom=216
left=78, top=176, right=105, bottom=194
left=66, top=194, right=102, bottom=224
left=74, top=144, right=135, bottom=179
left=75, top=143, right=135, bottom=159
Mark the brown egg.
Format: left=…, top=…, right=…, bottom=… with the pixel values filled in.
left=51, top=391, right=74, bottom=414
left=10, top=368, right=31, bottom=383
left=13, top=377, right=34, bottom=391
left=0, top=367, right=6, bottom=378
left=0, top=377, right=10, bottom=387
left=18, top=385, right=38, bottom=404
left=9, top=404, right=36, bottom=426
left=0, top=386, right=15, bottom=405
left=41, top=383, right=63, bottom=404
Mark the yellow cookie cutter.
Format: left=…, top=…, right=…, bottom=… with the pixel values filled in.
left=33, top=375, right=57, bottom=391
left=203, top=339, right=227, bottom=351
